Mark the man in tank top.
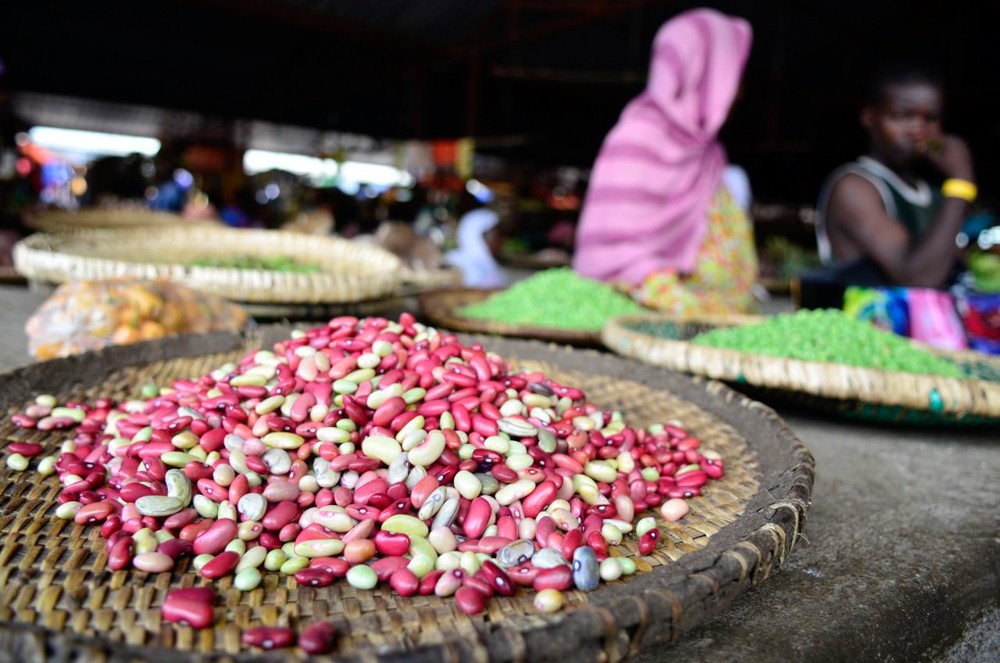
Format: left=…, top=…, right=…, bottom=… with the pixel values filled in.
left=803, top=63, right=977, bottom=305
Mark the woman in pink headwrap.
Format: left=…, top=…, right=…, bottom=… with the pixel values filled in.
left=572, top=8, right=758, bottom=314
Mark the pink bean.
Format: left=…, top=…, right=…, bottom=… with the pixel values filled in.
left=132, top=551, right=174, bottom=573
left=193, top=519, right=238, bottom=556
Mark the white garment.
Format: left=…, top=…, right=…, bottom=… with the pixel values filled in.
left=722, top=164, right=753, bottom=214
left=444, top=208, right=509, bottom=289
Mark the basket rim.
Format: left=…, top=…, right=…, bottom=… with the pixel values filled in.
left=12, top=226, right=403, bottom=304
left=22, top=208, right=200, bottom=233
left=602, top=312, right=1000, bottom=420
left=0, top=325, right=813, bottom=661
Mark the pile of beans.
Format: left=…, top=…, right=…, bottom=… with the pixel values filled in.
left=459, top=268, right=644, bottom=331
left=688, top=309, right=966, bottom=378
left=6, top=314, right=723, bottom=653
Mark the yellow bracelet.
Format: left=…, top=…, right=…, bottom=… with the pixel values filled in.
left=941, top=178, right=978, bottom=203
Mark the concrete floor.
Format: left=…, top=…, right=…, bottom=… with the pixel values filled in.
left=1, top=283, right=998, bottom=661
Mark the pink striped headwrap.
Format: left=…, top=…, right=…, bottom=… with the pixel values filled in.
left=572, top=8, right=752, bottom=284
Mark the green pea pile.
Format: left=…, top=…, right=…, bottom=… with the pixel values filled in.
left=459, top=268, right=644, bottom=331
left=188, top=255, right=323, bottom=274
left=688, top=309, right=966, bottom=378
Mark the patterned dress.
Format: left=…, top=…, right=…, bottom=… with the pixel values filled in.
left=630, top=186, right=759, bottom=315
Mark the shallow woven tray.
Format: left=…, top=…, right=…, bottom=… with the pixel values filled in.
left=498, top=250, right=572, bottom=271
left=418, top=287, right=603, bottom=346
left=238, top=296, right=408, bottom=322
left=0, top=325, right=812, bottom=662
left=602, top=313, right=1000, bottom=426
left=398, top=266, right=464, bottom=296
left=23, top=208, right=204, bottom=234
left=12, top=227, right=402, bottom=305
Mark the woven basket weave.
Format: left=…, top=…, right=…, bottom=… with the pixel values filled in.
left=602, top=313, right=1000, bottom=425
left=398, top=266, right=464, bottom=295
left=23, top=208, right=204, bottom=234
left=0, top=325, right=812, bottom=661
left=418, top=288, right=603, bottom=346
left=12, top=227, right=402, bottom=305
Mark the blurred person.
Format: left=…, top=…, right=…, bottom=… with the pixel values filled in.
left=813, top=62, right=973, bottom=290
left=572, top=8, right=758, bottom=315
left=444, top=189, right=508, bottom=289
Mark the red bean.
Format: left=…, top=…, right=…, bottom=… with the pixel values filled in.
left=373, top=531, right=411, bottom=557
left=162, top=595, right=214, bottom=629
left=74, top=501, right=114, bottom=525
left=295, top=567, right=335, bottom=587
left=299, top=621, right=338, bottom=655
left=463, top=574, right=495, bottom=598
left=158, top=538, right=193, bottom=559
left=455, top=586, right=488, bottom=615
left=7, top=442, right=43, bottom=457
left=242, top=626, right=295, bottom=650
left=262, top=500, right=300, bottom=530
left=479, top=561, right=515, bottom=597
left=389, top=568, right=420, bottom=597
left=507, top=563, right=540, bottom=587
left=413, top=569, right=441, bottom=596
left=193, top=519, right=238, bottom=556
left=369, top=556, right=410, bottom=582
left=301, top=558, right=346, bottom=578
left=533, top=566, right=574, bottom=591
left=200, top=551, right=240, bottom=579
left=463, top=497, right=492, bottom=539
left=107, top=537, right=134, bottom=571
left=166, top=587, right=216, bottom=603
left=638, top=529, right=659, bottom=555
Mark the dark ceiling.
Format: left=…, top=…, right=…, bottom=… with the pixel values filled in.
left=2, top=0, right=999, bottom=205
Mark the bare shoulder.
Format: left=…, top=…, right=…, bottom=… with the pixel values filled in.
left=826, top=172, right=883, bottom=213
left=825, top=171, right=892, bottom=236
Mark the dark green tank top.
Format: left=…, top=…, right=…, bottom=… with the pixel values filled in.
left=853, top=156, right=942, bottom=244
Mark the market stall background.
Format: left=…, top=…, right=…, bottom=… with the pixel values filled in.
left=2, top=0, right=999, bottom=207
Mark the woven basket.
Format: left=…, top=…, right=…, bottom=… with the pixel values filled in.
left=418, top=287, right=603, bottom=346
left=0, top=325, right=812, bottom=662
left=238, top=296, right=408, bottom=322
left=602, top=313, right=1000, bottom=425
left=498, top=250, right=572, bottom=271
left=12, top=227, right=402, bottom=304
left=398, top=265, right=464, bottom=295
left=23, top=208, right=204, bottom=234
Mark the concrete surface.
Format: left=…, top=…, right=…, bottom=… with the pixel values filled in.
left=1, top=283, right=998, bottom=662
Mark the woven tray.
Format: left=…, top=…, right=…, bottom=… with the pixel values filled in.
left=0, top=325, right=812, bottom=661
left=12, top=227, right=402, bottom=305
left=398, top=266, right=464, bottom=296
left=239, top=296, right=410, bottom=323
left=23, top=208, right=205, bottom=234
left=418, top=287, right=603, bottom=346
left=602, top=313, right=1000, bottom=426
left=499, top=250, right=572, bottom=271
